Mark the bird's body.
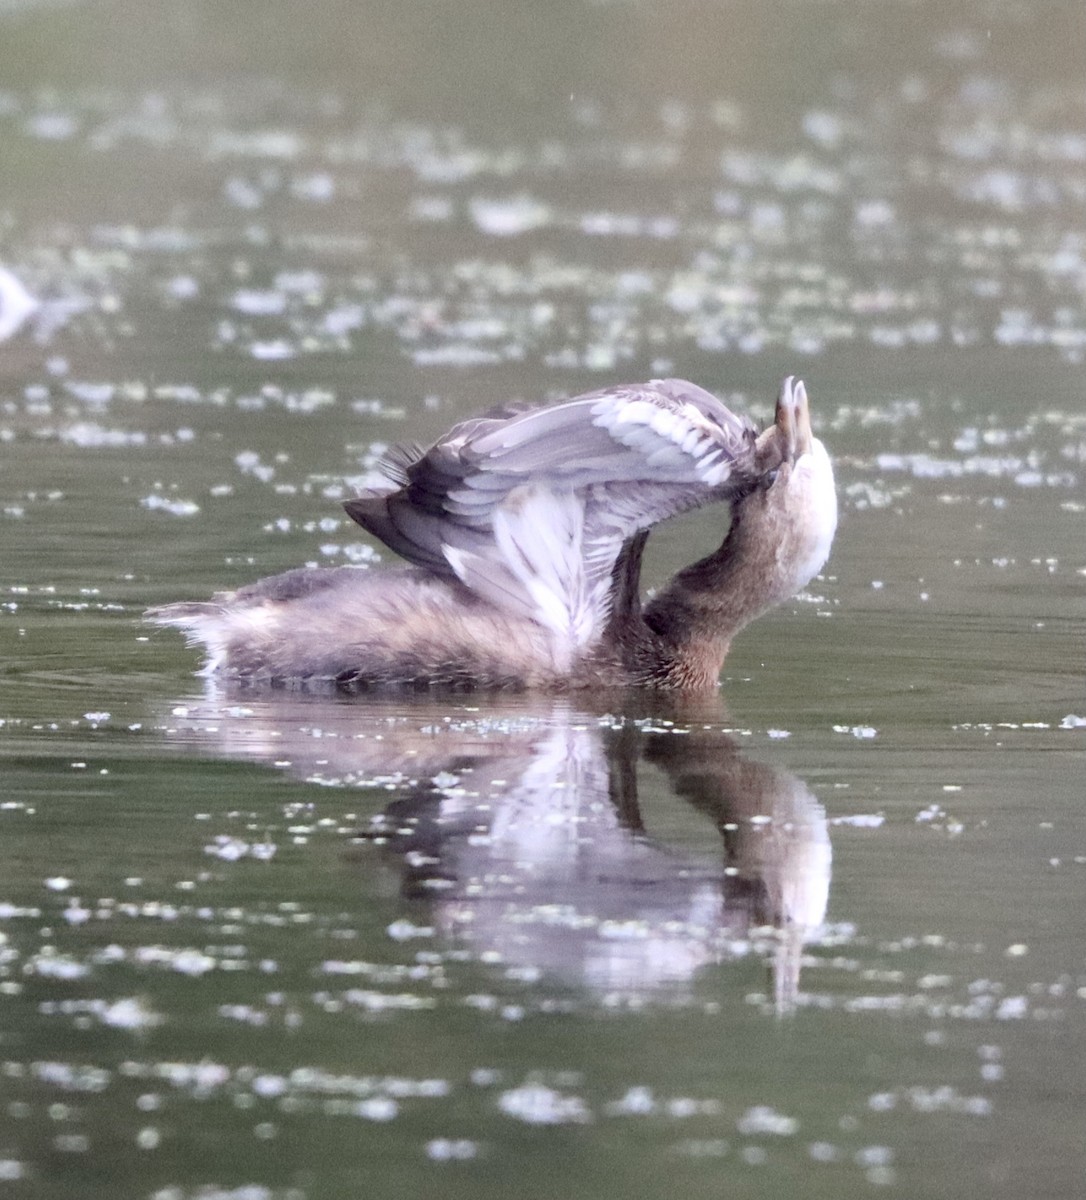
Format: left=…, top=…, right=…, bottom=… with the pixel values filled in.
left=147, top=376, right=836, bottom=691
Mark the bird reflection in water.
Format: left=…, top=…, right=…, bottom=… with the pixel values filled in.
left=161, top=693, right=830, bottom=1010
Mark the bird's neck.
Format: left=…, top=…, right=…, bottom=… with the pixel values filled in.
left=642, top=499, right=788, bottom=687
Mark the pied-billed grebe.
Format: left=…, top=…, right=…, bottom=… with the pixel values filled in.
left=147, top=376, right=836, bottom=690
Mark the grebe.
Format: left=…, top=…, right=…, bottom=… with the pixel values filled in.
left=146, top=376, right=836, bottom=690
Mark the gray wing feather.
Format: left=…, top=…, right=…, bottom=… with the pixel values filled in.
left=344, top=379, right=759, bottom=647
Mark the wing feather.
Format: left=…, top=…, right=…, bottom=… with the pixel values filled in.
left=344, top=379, right=760, bottom=651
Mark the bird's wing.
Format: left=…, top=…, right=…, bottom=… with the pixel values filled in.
left=344, top=379, right=760, bottom=656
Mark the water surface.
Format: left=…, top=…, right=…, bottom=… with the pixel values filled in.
left=1, top=2, right=1084, bottom=1198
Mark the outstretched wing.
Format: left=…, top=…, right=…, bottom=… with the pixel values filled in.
left=345, top=379, right=760, bottom=658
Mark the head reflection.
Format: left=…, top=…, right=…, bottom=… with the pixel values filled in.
left=162, top=692, right=830, bottom=1009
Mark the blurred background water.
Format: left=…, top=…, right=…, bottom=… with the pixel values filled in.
left=1, top=2, right=1084, bottom=1197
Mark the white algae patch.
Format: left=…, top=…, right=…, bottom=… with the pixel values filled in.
left=736, top=1105, right=799, bottom=1136
left=498, top=1082, right=592, bottom=1125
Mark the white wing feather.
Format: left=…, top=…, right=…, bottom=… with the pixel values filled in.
left=347, top=380, right=758, bottom=655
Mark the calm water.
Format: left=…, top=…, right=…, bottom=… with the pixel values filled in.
left=2, top=2, right=1084, bottom=1197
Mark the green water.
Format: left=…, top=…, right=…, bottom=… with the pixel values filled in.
left=1, top=2, right=1084, bottom=1197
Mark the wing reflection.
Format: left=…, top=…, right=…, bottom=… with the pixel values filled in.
left=158, top=691, right=830, bottom=1009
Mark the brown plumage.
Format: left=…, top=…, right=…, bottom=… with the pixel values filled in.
left=146, top=376, right=836, bottom=691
